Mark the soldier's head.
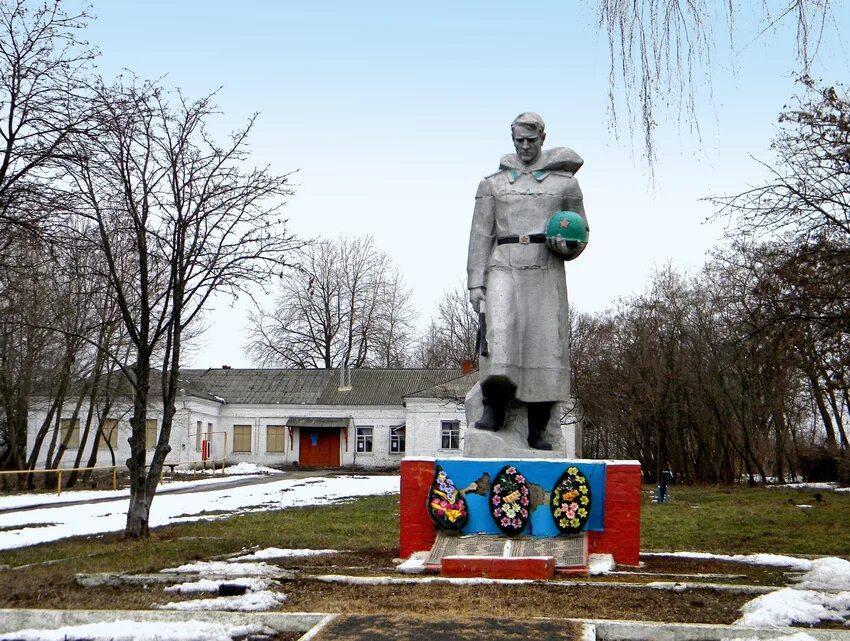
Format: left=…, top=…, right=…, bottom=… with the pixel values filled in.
left=511, top=112, right=546, bottom=165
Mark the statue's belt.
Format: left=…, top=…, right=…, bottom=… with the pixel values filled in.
left=497, top=234, right=546, bottom=246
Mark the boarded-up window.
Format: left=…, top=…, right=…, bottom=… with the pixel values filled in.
left=195, top=420, right=203, bottom=451
left=266, top=425, right=286, bottom=453
left=233, top=425, right=252, bottom=453
left=60, top=418, right=80, bottom=448
left=145, top=419, right=158, bottom=449
left=100, top=419, right=119, bottom=449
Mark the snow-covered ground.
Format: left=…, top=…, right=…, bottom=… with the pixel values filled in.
left=641, top=551, right=850, bottom=629
left=0, top=464, right=283, bottom=511
left=0, top=474, right=399, bottom=550
left=0, top=620, right=271, bottom=641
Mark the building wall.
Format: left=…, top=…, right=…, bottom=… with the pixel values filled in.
left=404, top=397, right=468, bottom=459
left=25, top=396, right=429, bottom=469
left=217, top=403, right=407, bottom=467
left=24, top=398, right=206, bottom=470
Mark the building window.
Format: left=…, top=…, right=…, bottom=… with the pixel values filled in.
left=145, top=419, right=158, bottom=449
left=356, top=426, right=373, bottom=453
left=266, top=425, right=286, bottom=453
left=389, top=425, right=406, bottom=454
left=60, top=418, right=80, bottom=448
left=100, top=419, right=119, bottom=449
left=441, top=421, right=460, bottom=450
left=233, top=424, right=252, bottom=453
left=195, top=420, right=203, bottom=451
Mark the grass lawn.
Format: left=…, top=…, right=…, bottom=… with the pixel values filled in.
left=640, top=484, right=850, bottom=557
left=0, top=483, right=846, bottom=618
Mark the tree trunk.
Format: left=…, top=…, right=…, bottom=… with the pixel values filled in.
left=807, top=372, right=837, bottom=445
left=125, top=355, right=151, bottom=539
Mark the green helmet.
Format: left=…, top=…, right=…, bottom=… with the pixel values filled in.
left=546, top=210, right=589, bottom=261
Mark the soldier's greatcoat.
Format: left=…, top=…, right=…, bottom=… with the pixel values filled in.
left=467, top=147, right=586, bottom=402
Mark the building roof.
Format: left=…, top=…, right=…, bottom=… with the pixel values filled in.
left=404, top=371, right=479, bottom=400
left=179, top=368, right=464, bottom=406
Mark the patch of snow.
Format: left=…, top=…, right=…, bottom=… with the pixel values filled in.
left=163, top=577, right=275, bottom=593
left=795, top=505, right=813, bottom=509
left=0, top=620, right=269, bottom=641
left=157, top=590, right=286, bottom=611
left=161, top=561, right=279, bottom=576
left=836, top=487, right=850, bottom=494
left=769, top=482, right=837, bottom=490
left=396, top=551, right=429, bottom=574
left=580, top=623, right=596, bottom=641
left=642, top=551, right=813, bottom=571
left=588, top=553, right=616, bottom=575
left=222, top=462, right=281, bottom=475
left=794, top=557, right=850, bottom=591
left=735, top=587, right=850, bottom=627
left=0, top=475, right=399, bottom=551
left=232, top=547, right=337, bottom=560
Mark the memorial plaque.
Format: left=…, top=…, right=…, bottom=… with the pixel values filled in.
left=427, top=534, right=507, bottom=565
left=512, top=534, right=586, bottom=567
left=427, top=532, right=587, bottom=568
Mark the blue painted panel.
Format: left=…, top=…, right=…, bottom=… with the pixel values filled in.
left=436, top=459, right=607, bottom=536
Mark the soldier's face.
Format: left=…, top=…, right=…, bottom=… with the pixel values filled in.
left=512, top=126, right=545, bottom=164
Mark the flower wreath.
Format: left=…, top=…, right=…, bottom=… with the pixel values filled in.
left=550, top=466, right=592, bottom=534
left=427, top=465, right=469, bottom=531
left=489, top=465, right=531, bottom=535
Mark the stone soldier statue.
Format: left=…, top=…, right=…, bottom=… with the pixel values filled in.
left=467, top=112, right=586, bottom=450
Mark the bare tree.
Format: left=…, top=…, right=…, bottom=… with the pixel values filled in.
left=66, top=78, right=298, bottom=537
left=371, top=266, right=416, bottom=367
left=599, top=1, right=833, bottom=169
left=246, top=236, right=414, bottom=369
left=412, top=284, right=477, bottom=369
left=0, top=0, right=94, bottom=237
left=712, top=76, right=850, bottom=245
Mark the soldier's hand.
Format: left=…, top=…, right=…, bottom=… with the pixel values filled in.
left=469, top=287, right=486, bottom=313
left=550, top=238, right=586, bottom=261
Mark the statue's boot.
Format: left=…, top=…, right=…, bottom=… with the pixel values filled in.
left=527, top=402, right=554, bottom=450
left=475, top=380, right=511, bottom=431
left=475, top=397, right=507, bottom=431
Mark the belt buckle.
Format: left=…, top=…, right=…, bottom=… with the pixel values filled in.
left=519, top=234, right=530, bottom=245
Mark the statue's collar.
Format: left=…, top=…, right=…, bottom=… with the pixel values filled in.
left=498, top=147, right=584, bottom=183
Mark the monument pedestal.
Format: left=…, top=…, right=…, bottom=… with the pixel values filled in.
left=462, top=383, right=576, bottom=458
left=400, top=457, right=641, bottom=577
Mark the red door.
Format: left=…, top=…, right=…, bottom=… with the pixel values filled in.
left=298, top=429, right=341, bottom=467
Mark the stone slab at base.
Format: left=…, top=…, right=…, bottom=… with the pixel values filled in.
left=426, top=533, right=587, bottom=569
left=441, top=555, right=555, bottom=580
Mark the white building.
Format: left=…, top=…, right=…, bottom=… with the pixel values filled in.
left=26, top=367, right=579, bottom=470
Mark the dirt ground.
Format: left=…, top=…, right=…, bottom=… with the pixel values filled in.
left=0, top=549, right=788, bottom=624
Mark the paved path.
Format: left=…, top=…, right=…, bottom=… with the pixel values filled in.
left=0, top=470, right=329, bottom=515
left=312, top=615, right=583, bottom=641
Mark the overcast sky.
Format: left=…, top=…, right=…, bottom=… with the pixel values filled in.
left=83, top=2, right=850, bottom=368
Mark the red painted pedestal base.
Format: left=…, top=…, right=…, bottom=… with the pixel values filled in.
left=441, top=556, right=555, bottom=580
